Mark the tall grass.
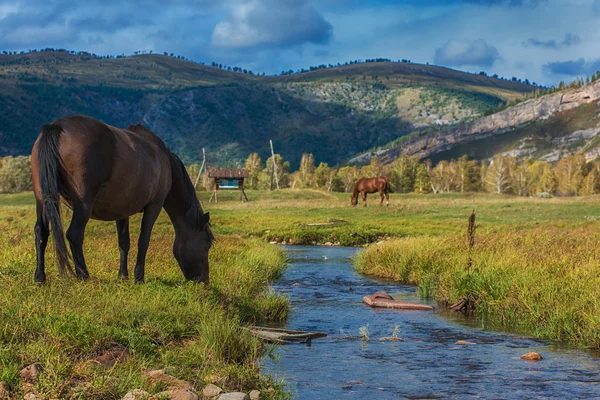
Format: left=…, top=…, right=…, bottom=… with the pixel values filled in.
left=355, top=227, right=600, bottom=347
left=0, top=199, right=289, bottom=399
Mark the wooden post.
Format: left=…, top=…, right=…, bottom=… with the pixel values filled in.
left=270, top=140, right=279, bottom=190
left=194, top=148, right=206, bottom=189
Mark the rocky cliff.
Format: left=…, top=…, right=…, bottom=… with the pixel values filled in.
left=378, top=81, right=600, bottom=164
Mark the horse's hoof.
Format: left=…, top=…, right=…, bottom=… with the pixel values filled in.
left=134, top=277, right=145, bottom=284
left=35, top=279, right=46, bottom=286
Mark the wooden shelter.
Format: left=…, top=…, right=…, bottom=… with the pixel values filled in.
left=207, top=168, right=249, bottom=202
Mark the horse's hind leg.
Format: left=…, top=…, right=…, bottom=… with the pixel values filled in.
left=116, top=218, right=130, bottom=279
left=34, top=200, right=49, bottom=283
left=66, top=199, right=93, bottom=280
left=385, top=191, right=389, bottom=206
left=134, top=202, right=163, bottom=283
left=379, top=190, right=385, bottom=206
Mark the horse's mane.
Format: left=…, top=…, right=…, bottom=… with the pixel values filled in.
left=169, top=152, right=214, bottom=243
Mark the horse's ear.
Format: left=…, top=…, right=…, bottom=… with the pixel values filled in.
left=202, top=212, right=210, bottom=227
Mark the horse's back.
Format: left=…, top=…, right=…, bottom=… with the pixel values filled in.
left=35, top=115, right=172, bottom=221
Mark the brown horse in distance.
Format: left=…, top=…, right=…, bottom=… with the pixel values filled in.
left=351, top=177, right=390, bottom=207
left=31, top=115, right=213, bottom=284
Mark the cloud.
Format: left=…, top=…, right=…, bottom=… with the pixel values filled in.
left=524, top=32, right=580, bottom=49
left=542, top=58, right=600, bottom=76
left=212, top=0, right=333, bottom=49
left=433, top=39, right=500, bottom=67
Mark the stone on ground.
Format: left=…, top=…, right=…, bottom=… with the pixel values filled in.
left=122, top=389, right=150, bottom=400
left=203, top=384, right=224, bottom=398
left=249, top=389, right=263, bottom=400
left=218, top=393, right=249, bottom=400
left=19, top=364, right=42, bottom=384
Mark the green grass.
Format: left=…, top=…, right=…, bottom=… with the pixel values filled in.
left=4, top=188, right=600, bottom=397
left=355, top=226, right=600, bottom=348
left=0, top=193, right=290, bottom=399
left=195, top=189, right=600, bottom=246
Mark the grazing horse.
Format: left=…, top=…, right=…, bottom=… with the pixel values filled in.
left=31, top=115, right=213, bottom=284
left=351, top=176, right=390, bottom=207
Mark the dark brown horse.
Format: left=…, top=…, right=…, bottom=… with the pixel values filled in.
left=31, top=115, right=213, bottom=284
left=351, top=176, right=390, bottom=207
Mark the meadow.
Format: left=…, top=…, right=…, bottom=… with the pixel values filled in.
left=0, top=192, right=289, bottom=399
left=2, top=189, right=600, bottom=398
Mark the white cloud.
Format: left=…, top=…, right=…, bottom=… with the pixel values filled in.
left=434, top=39, right=500, bottom=67
left=212, top=0, right=332, bottom=49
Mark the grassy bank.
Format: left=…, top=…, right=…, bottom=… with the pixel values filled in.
left=0, top=193, right=289, bottom=399
left=355, top=227, right=600, bottom=348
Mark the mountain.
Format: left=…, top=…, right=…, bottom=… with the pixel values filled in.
left=372, top=80, right=600, bottom=165
left=0, top=50, right=535, bottom=167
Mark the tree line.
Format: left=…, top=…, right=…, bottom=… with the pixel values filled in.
left=3, top=152, right=600, bottom=197
left=184, top=152, right=600, bottom=197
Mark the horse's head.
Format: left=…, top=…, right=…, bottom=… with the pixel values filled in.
left=351, top=194, right=358, bottom=207
left=173, top=210, right=214, bottom=284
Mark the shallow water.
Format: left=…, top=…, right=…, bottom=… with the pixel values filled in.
left=262, top=246, right=600, bottom=399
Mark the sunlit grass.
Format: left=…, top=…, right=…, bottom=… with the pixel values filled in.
left=355, top=227, right=600, bottom=347
left=0, top=195, right=289, bottom=399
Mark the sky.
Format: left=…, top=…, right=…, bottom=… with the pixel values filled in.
left=0, top=0, right=599, bottom=86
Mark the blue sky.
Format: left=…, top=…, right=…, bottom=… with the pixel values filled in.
left=0, top=0, right=598, bottom=86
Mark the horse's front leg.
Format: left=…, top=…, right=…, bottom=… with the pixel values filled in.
left=134, top=203, right=162, bottom=283
left=116, top=218, right=130, bottom=279
left=34, top=200, right=49, bottom=283
left=362, top=191, right=367, bottom=207
left=385, top=191, right=389, bottom=206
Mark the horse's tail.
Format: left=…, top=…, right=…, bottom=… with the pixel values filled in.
left=385, top=177, right=393, bottom=193
left=37, top=123, right=72, bottom=276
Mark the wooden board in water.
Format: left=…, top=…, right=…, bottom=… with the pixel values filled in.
left=245, top=326, right=327, bottom=344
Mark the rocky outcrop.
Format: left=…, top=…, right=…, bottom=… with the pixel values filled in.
left=381, top=81, right=600, bottom=162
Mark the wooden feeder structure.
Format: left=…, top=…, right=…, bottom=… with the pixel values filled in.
left=207, top=168, right=249, bottom=202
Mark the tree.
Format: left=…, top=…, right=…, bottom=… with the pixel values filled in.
left=414, top=163, right=431, bottom=193
left=244, top=153, right=262, bottom=189
left=555, top=154, right=586, bottom=196
left=455, top=155, right=480, bottom=192
left=298, top=153, right=316, bottom=188
left=484, top=155, right=515, bottom=194
left=580, top=163, right=600, bottom=195
left=511, top=159, right=532, bottom=196
left=337, top=166, right=360, bottom=192
left=259, top=154, right=290, bottom=189
left=360, top=156, right=388, bottom=178
left=314, top=162, right=332, bottom=190
left=0, top=156, right=32, bottom=193
left=527, top=161, right=557, bottom=194
left=391, top=155, right=417, bottom=193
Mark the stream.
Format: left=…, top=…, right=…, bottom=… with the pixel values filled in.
left=262, top=246, right=600, bottom=399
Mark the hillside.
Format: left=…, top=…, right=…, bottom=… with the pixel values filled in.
left=373, top=80, right=600, bottom=165
left=0, top=50, right=535, bottom=166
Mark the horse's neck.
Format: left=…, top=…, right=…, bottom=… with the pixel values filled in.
left=163, top=163, right=198, bottom=231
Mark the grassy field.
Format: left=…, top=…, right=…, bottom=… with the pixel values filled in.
left=0, top=192, right=289, bottom=399
left=196, top=189, right=600, bottom=348
left=2, top=189, right=600, bottom=398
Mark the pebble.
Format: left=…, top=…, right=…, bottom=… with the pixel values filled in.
left=19, top=364, right=42, bottom=384
left=203, top=384, right=224, bottom=398
left=455, top=340, right=476, bottom=345
left=249, top=389, right=263, bottom=400
left=218, top=393, right=249, bottom=400
left=122, top=389, right=150, bottom=400
left=170, top=388, right=199, bottom=400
